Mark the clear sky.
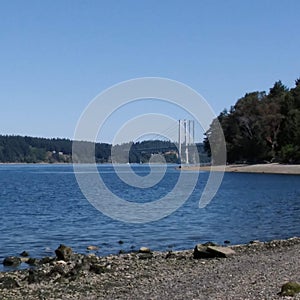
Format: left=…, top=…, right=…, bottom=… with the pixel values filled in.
left=1, top=0, right=300, bottom=143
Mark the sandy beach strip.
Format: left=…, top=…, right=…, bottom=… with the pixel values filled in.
left=179, top=163, right=300, bottom=175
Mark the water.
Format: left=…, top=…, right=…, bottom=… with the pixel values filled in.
left=0, top=164, right=299, bottom=271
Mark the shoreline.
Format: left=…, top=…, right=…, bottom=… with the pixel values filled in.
left=1, top=237, right=300, bottom=299
left=179, top=163, right=300, bottom=175
left=1, top=162, right=300, bottom=175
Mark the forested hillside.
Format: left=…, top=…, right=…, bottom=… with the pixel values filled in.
left=205, top=78, right=300, bottom=163
left=0, top=136, right=111, bottom=163
left=0, top=136, right=208, bottom=164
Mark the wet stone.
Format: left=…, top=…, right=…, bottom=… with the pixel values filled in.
left=3, top=256, right=21, bottom=267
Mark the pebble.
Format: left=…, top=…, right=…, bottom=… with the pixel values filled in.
left=87, top=245, right=99, bottom=251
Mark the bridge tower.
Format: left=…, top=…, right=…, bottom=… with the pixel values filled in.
left=178, top=119, right=194, bottom=164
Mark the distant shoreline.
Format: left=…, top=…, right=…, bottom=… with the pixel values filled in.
left=1, top=162, right=300, bottom=175
left=179, top=163, right=300, bottom=175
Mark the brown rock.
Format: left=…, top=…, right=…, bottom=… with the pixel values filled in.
left=55, top=244, right=73, bottom=261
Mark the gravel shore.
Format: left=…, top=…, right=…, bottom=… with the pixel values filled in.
left=1, top=237, right=300, bottom=299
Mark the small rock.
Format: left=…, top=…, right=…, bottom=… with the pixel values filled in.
left=224, top=240, right=231, bottom=245
left=3, top=256, right=21, bottom=267
left=139, top=247, right=151, bottom=253
left=87, top=245, right=99, bottom=251
left=55, top=244, right=73, bottom=261
left=118, top=240, right=124, bottom=244
left=279, top=281, right=300, bottom=297
left=20, top=250, right=29, bottom=257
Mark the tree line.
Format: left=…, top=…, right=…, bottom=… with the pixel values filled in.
left=0, top=135, right=208, bottom=164
left=205, top=78, right=300, bottom=164
left=0, top=135, right=111, bottom=163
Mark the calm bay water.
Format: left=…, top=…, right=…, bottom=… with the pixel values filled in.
left=0, top=164, right=299, bottom=270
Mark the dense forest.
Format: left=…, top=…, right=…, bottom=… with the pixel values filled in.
left=0, top=136, right=111, bottom=163
left=205, top=78, right=300, bottom=164
left=0, top=135, right=208, bottom=164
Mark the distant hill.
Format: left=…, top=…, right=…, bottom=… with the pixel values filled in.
left=0, top=135, right=110, bottom=163
left=0, top=135, right=208, bottom=164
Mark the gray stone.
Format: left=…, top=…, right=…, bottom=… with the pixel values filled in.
left=3, top=256, right=21, bottom=267
left=207, top=245, right=236, bottom=258
left=194, top=244, right=235, bottom=259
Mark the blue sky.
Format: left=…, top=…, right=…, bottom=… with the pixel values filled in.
left=1, top=0, right=300, bottom=143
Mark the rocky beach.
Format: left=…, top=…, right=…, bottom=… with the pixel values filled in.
left=1, top=238, right=300, bottom=299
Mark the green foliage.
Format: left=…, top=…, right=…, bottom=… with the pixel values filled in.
left=204, top=78, right=300, bottom=163
left=0, top=135, right=111, bottom=163
left=0, top=135, right=208, bottom=164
